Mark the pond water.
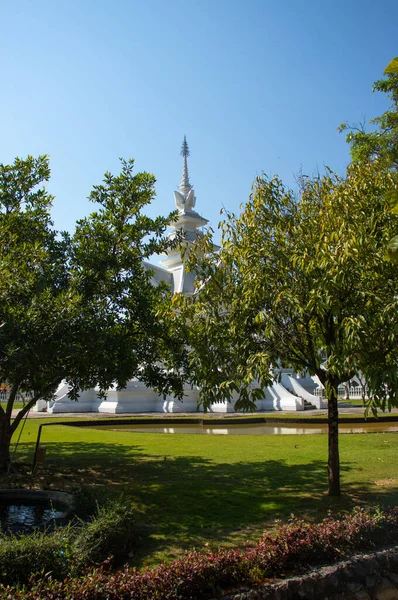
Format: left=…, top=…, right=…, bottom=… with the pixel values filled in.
left=0, top=500, right=69, bottom=534
left=93, top=421, right=398, bottom=436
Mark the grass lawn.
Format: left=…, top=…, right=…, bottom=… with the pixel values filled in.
left=1, top=401, right=27, bottom=411
left=338, top=398, right=366, bottom=407
left=2, top=418, right=398, bottom=568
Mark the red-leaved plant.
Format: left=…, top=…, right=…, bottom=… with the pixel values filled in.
left=2, top=507, right=397, bottom=600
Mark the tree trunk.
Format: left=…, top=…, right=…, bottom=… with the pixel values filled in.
left=0, top=412, right=12, bottom=474
left=327, top=381, right=340, bottom=496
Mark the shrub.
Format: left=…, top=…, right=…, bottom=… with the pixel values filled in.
left=0, top=526, right=70, bottom=586
left=69, top=499, right=136, bottom=572
left=0, top=499, right=136, bottom=587
left=254, top=506, right=396, bottom=574
left=0, top=506, right=396, bottom=600
left=71, top=485, right=101, bottom=520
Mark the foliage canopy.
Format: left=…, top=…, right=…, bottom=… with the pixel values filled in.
left=179, top=160, right=398, bottom=494
left=0, top=155, right=185, bottom=471
left=340, top=56, right=398, bottom=263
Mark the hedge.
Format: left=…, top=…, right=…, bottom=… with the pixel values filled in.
left=1, top=507, right=397, bottom=599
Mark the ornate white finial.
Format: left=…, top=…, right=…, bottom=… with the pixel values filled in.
left=175, top=136, right=196, bottom=210
left=181, top=136, right=190, bottom=159
left=179, top=135, right=191, bottom=196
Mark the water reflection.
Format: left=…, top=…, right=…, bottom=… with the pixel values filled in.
left=0, top=501, right=67, bottom=533
left=95, top=422, right=398, bottom=435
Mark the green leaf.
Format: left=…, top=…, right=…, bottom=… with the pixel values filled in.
left=385, top=189, right=398, bottom=214
left=385, top=235, right=398, bottom=264
left=384, top=57, right=398, bottom=75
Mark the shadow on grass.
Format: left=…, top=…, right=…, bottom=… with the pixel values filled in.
left=4, top=437, right=398, bottom=566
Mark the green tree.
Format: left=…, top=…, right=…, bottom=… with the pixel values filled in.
left=340, top=57, right=398, bottom=168
left=0, top=156, right=185, bottom=473
left=179, top=160, right=398, bottom=496
left=340, top=57, right=398, bottom=263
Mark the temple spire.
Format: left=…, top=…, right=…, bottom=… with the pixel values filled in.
left=174, top=136, right=196, bottom=211
left=179, top=135, right=192, bottom=196
left=162, top=136, right=211, bottom=276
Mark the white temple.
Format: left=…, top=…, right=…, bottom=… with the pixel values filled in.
left=43, top=139, right=325, bottom=414
left=147, top=136, right=206, bottom=296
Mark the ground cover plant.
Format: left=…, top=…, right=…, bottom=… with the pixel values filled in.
left=0, top=507, right=397, bottom=599
left=2, top=418, right=397, bottom=567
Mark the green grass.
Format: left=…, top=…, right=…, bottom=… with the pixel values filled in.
left=2, top=417, right=398, bottom=567
left=1, top=401, right=27, bottom=411
left=338, top=398, right=366, bottom=407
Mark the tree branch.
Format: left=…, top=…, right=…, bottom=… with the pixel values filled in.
left=6, top=380, right=21, bottom=421
left=10, top=392, right=41, bottom=434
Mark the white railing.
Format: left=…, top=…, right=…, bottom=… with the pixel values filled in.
left=314, top=386, right=368, bottom=400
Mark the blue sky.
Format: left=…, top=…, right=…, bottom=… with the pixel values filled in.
left=1, top=0, right=397, bottom=250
